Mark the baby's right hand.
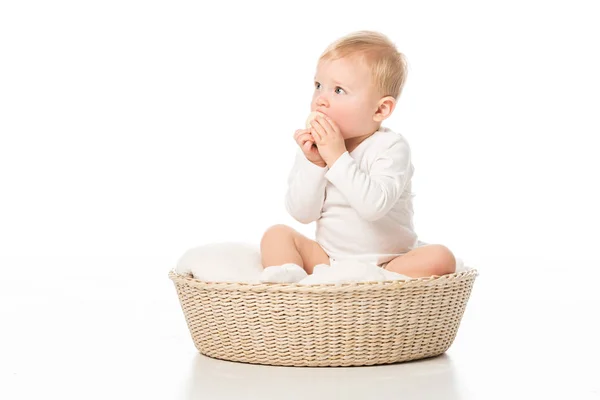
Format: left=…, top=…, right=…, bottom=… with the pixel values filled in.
left=294, top=129, right=326, bottom=168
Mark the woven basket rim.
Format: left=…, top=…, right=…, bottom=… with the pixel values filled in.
left=168, top=267, right=478, bottom=293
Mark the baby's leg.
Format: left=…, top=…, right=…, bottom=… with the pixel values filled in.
left=260, top=224, right=329, bottom=274
left=384, top=244, right=456, bottom=278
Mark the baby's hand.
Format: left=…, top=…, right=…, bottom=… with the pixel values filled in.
left=294, top=129, right=326, bottom=168
left=309, top=114, right=346, bottom=167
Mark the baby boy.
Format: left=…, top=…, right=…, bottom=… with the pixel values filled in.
left=260, top=31, right=456, bottom=281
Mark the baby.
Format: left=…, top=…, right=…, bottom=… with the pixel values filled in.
left=260, top=31, right=456, bottom=281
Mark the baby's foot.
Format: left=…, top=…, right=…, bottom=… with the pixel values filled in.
left=259, top=263, right=308, bottom=283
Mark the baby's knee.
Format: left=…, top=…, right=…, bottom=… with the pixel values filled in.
left=260, top=224, right=293, bottom=245
left=429, top=245, right=456, bottom=275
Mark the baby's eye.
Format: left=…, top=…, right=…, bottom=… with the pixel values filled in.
left=335, top=86, right=346, bottom=94
left=314, top=82, right=321, bottom=90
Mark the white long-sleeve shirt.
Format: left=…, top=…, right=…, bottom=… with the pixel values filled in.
left=285, top=127, right=418, bottom=266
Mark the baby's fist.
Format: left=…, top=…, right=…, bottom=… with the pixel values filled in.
left=293, top=128, right=326, bottom=168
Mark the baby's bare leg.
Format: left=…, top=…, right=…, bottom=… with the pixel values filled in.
left=384, top=244, right=456, bottom=278
left=260, top=224, right=329, bottom=274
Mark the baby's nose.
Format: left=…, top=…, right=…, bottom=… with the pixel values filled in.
left=316, top=94, right=329, bottom=107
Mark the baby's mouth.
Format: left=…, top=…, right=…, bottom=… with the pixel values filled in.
left=305, top=111, right=326, bottom=129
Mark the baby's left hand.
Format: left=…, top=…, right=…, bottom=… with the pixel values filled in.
left=309, top=115, right=347, bottom=167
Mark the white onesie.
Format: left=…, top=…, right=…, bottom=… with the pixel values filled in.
left=285, top=127, right=419, bottom=266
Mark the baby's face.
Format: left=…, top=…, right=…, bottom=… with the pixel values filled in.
left=311, top=56, right=382, bottom=139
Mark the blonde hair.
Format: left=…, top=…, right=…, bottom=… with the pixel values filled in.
left=319, top=31, right=408, bottom=99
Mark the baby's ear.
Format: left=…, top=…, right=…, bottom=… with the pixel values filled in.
left=373, top=96, right=396, bottom=122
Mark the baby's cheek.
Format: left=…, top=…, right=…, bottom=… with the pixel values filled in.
left=336, top=111, right=360, bottom=137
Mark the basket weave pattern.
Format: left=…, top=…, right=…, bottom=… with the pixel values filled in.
left=169, top=269, right=477, bottom=367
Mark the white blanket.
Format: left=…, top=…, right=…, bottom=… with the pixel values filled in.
left=175, top=242, right=468, bottom=284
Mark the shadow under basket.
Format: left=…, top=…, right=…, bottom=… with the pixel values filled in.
left=168, top=268, right=478, bottom=367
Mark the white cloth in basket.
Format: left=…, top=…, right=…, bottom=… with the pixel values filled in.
left=176, top=242, right=468, bottom=284
left=175, top=242, right=264, bottom=283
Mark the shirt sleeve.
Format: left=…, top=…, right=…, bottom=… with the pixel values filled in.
left=284, top=150, right=329, bottom=224
left=324, top=140, right=411, bottom=222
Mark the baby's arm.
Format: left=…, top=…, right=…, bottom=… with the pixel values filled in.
left=285, top=149, right=328, bottom=224
left=325, top=140, right=411, bottom=221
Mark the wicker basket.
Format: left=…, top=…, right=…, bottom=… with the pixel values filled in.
left=169, top=268, right=478, bottom=367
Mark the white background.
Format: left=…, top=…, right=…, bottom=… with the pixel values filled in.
left=1, top=1, right=600, bottom=399
left=1, top=1, right=599, bottom=265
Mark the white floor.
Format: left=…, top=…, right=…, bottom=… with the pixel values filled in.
left=1, top=255, right=599, bottom=400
